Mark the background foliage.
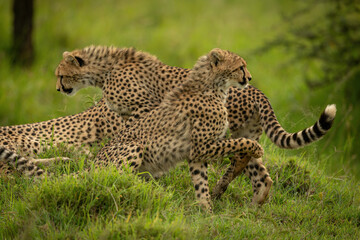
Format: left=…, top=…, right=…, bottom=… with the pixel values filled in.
left=0, top=0, right=359, bottom=238
left=255, top=0, right=360, bottom=176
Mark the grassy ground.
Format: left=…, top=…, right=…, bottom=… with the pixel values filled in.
left=0, top=0, right=359, bottom=238
left=1, top=143, right=359, bottom=239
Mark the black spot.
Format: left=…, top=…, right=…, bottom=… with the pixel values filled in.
left=5, top=152, right=13, bottom=160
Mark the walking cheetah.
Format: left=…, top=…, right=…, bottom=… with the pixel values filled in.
left=96, top=48, right=264, bottom=211
left=55, top=45, right=336, bottom=203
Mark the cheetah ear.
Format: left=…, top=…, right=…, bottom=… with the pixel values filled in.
left=63, top=51, right=85, bottom=67
left=209, top=48, right=225, bottom=67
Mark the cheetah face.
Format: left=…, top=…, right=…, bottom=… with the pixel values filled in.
left=55, top=51, right=90, bottom=96
left=209, top=48, right=252, bottom=90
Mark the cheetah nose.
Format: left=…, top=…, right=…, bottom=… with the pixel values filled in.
left=248, top=77, right=252, bottom=82
left=56, top=88, right=60, bottom=92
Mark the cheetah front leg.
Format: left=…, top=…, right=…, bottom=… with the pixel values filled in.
left=189, top=137, right=264, bottom=211
left=190, top=138, right=264, bottom=162
left=188, top=161, right=212, bottom=212
left=211, top=153, right=251, bottom=199
left=212, top=132, right=273, bottom=203
left=212, top=155, right=273, bottom=204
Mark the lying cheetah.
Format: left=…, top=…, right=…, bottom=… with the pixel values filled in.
left=96, top=48, right=264, bottom=211
left=0, top=98, right=125, bottom=176
left=55, top=46, right=336, bottom=203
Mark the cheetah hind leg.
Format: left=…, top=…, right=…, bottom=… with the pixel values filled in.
left=95, top=142, right=144, bottom=174
left=244, top=157, right=273, bottom=204
left=0, top=161, right=17, bottom=176
left=211, top=153, right=251, bottom=199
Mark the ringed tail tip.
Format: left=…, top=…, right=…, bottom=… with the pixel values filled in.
left=324, top=104, right=336, bottom=120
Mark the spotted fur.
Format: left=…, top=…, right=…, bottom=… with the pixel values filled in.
left=96, top=49, right=263, bottom=211
left=55, top=45, right=336, bottom=203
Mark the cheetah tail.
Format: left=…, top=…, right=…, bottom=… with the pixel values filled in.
left=0, top=146, right=45, bottom=177
left=259, top=97, right=337, bottom=149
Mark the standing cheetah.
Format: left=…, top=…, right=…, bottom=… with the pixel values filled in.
left=96, top=48, right=263, bottom=211
left=55, top=46, right=336, bottom=203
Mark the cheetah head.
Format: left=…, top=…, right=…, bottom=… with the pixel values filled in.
left=208, top=48, right=252, bottom=89
left=55, top=51, right=92, bottom=96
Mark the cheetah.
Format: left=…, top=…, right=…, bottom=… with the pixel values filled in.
left=55, top=45, right=336, bottom=203
left=96, top=48, right=264, bottom=211
left=0, top=98, right=125, bottom=177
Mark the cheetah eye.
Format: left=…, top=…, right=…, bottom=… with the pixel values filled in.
left=231, top=66, right=243, bottom=73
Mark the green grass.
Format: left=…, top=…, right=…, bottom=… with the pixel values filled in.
left=0, top=0, right=359, bottom=238
left=1, top=143, right=359, bottom=239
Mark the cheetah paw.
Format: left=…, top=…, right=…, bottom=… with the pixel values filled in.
left=252, top=176, right=273, bottom=205
left=251, top=143, right=264, bottom=158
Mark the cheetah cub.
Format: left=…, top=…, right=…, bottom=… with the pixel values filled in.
left=96, top=48, right=263, bottom=211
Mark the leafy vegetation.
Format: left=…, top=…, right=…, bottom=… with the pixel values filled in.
left=0, top=0, right=359, bottom=238
left=254, top=0, right=360, bottom=176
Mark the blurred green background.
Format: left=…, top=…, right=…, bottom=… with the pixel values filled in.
left=0, top=0, right=359, bottom=178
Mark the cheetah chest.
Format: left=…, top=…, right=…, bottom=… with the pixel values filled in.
left=137, top=115, right=192, bottom=178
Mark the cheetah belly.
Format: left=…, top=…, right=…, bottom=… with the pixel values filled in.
left=231, top=112, right=263, bottom=141
left=137, top=121, right=192, bottom=179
